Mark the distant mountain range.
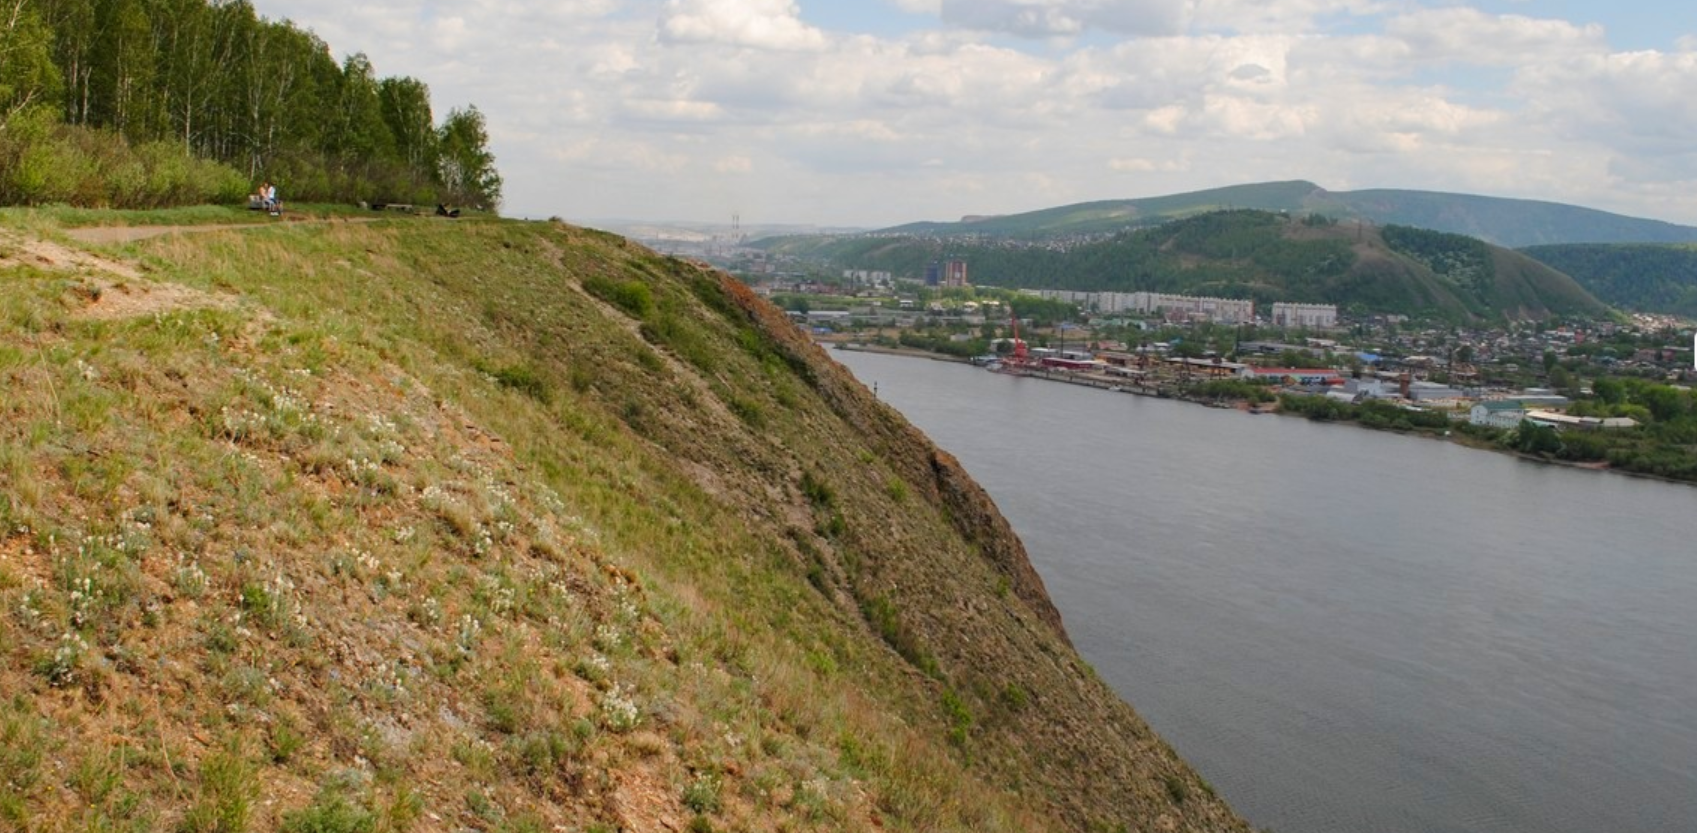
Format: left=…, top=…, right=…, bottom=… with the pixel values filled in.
left=877, top=181, right=1697, bottom=249
left=761, top=209, right=1608, bottom=322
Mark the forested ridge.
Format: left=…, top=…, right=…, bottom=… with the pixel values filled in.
left=0, top=0, right=501, bottom=209
left=762, top=210, right=1607, bottom=320
left=1522, top=244, right=1697, bottom=317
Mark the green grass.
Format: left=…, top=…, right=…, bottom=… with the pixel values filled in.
left=178, top=741, right=256, bottom=833
left=0, top=208, right=1242, bottom=833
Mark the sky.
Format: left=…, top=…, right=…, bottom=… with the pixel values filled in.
left=249, top=0, right=1697, bottom=229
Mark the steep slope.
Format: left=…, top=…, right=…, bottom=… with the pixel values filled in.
left=1521, top=243, right=1697, bottom=317
left=849, top=181, right=1697, bottom=247
left=0, top=213, right=1246, bottom=832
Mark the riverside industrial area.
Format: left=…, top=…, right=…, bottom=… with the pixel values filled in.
left=744, top=267, right=1696, bottom=436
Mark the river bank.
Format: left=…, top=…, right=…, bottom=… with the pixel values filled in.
left=832, top=343, right=1697, bottom=487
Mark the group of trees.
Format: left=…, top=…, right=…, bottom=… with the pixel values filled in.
left=1381, top=225, right=1495, bottom=293
left=1436, top=374, right=1696, bottom=482
left=1522, top=243, right=1697, bottom=318
left=0, top=0, right=500, bottom=209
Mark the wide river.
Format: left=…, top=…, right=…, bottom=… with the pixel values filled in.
left=834, top=349, right=1695, bottom=833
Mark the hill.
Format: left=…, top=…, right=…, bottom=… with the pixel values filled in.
left=864, top=181, right=1697, bottom=248
left=0, top=208, right=1246, bottom=833
left=883, top=181, right=1323, bottom=239
left=765, top=210, right=1609, bottom=321
left=1521, top=244, right=1697, bottom=317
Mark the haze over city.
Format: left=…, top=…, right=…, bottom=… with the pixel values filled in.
left=252, top=0, right=1697, bottom=228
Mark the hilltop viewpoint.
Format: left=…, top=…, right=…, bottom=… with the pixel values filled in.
left=0, top=209, right=1248, bottom=833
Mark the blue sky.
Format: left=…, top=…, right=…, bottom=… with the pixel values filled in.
left=254, top=0, right=1697, bottom=229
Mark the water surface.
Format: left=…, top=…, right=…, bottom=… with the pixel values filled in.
left=835, top=349, right=1696, bottom=833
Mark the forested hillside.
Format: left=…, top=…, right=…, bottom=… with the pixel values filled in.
left=763, top=210, right=1608, bottom=321
left=0, top=0, right=500, bottom=209
left=1522, top=244, right=1697, bottom=317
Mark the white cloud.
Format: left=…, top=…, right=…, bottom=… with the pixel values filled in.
left=1385, top=8, right=1604, bottom=65
left=241, top=0, right=1697, bottom=227
left=1513, top=49, right=1697, bottom=163
left=714, top=155, right=754, bottom=173
left=887, top=0, right=942, bottom=13
left=658, top=0, right=827, bottom=51
left=936, top=0, right=1380, bottom=38
left=1187, top=0, right=1379, bottom=34
left=940, top=0, right=1185, bottom=38
left=1109, top=155, right=1191, bottom=172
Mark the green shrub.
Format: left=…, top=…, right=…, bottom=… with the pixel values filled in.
left=582, top=275, right=654, bottom=318
left=177, top=743, right=256, bottom=833
left=281, top=791, right=375, bottom=833
left=681, top=772, right=722, bottom=814
left=1163, top=773, right=1189, bottom=805
left=490, top=364, right=548, bottom=402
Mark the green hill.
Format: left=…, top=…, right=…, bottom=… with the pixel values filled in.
left=767, top=210, right=1608, bottom=321
left=865, top=181, right=1697, bottom=248
left=0, top=208, right=1246, bottom=833
left=1521, top=243, right=1697, bottom=317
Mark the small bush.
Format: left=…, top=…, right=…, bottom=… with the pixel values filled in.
left=727, top=395, right=765, bottom=427
left=682, top=772, right=722, bottom=814
left=178, top=742, right=256, bottom=833
left=582, top=276, right=654, bottom=318
left=858, top=593, right=931, bottom=673
left=1162, top=773, right=1189, bottom=805
left=799, top=471, right=833, bottom=508
left=491, top=364, right=548, bottom=402
left=268, top=718, right=306, bottom=764
left=281, top=790, right=375, bottom=833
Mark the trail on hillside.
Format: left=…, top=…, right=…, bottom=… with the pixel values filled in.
left=64, top=215, right=382, bottom=244
left=1, top=227, right=236, bottom=320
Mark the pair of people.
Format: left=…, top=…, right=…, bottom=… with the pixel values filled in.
left=259, top=181, right=280, bottom=215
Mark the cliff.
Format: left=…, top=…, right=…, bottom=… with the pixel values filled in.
left=0, top=210, right=1248, bottom=832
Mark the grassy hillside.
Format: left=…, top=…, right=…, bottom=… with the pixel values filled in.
left=0, top=211, right=1246, bottom=832
left=770, top=210, right=1608, bottom=321
left=857, top=181, right=1697, bottom=248
left=1521, top=243, right=1697, bottom=317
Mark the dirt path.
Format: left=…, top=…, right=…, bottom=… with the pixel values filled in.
left=6, top=216, right=387, bottom=320
left=63, top=215, right=381, bottom=245
left=1, top=227, right=234, bottom=320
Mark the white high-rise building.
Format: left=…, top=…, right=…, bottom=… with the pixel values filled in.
left=1271, top=302, right=1338, bottom=328
left=1030, top=290, right=1254, bottom=323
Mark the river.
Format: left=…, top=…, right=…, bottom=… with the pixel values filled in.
left=833, top=349, right=1696, bottom=833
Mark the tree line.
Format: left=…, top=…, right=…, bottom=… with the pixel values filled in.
left=0, top=0, right=501, bottom=210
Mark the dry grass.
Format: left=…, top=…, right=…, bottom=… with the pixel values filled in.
left=0, top=210, right=1248, bottom=833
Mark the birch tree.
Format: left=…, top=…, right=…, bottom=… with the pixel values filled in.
left=0, top=0, right=61, bottom=128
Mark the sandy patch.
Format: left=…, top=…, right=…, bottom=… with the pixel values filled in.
left=0, top=228, right=233, bottom=320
